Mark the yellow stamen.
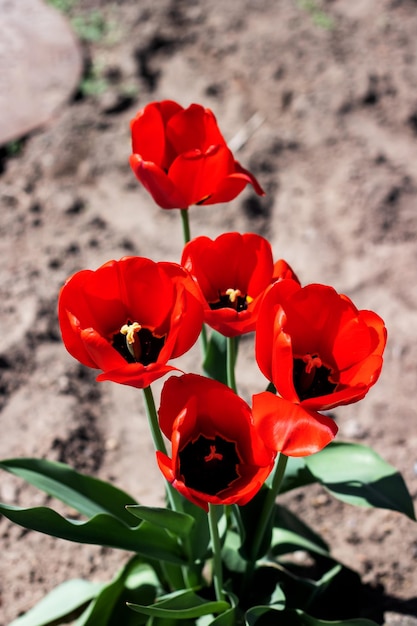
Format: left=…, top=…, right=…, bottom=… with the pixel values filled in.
left=120, top=322, right=141, bottom=344
left=225, top=288, right=243, bottom=303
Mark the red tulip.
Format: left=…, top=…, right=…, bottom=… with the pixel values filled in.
left=156, top=374, right=276, bottom=511
left=256, top=280, right=387, bottom=412
left=130, top=100, right=264, bottom=209
left=58, top=257, right=204, bottom=388
left=181, top=232, right=299, bottom=337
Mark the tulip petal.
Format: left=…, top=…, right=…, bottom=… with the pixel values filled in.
left=130, top=104, right=166, bottom=166
left=129, top=155, right=188, bottom=209
left=167, top=104, right=227, bottom=155
left=169, top=145, right=233, bottom=206
left=252, top=392, right=338, bottom=457
left=97, top=362, right=177, bottom=389
left=206, top=164, right=265, bottom=205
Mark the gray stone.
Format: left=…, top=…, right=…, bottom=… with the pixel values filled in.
left=0, top=0, right=82, bottom=145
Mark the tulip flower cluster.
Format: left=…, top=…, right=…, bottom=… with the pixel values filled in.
left=7, top=99, right=411, bottom=626
left=59, top=101, right=387, bottom=513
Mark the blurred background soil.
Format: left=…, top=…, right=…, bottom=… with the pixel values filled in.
left=0, top=0, right=417, bottom=623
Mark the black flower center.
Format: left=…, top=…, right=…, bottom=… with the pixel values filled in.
left=293, top=354, right=337, bottom=401
left=112, top=322, right=166, bottom=366
left=179, top=435, right=240, bottom=495
left=210, top=288, right=251, bottom=313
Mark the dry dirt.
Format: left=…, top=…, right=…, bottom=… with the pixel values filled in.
left=1, top=0, right=417, bottom=624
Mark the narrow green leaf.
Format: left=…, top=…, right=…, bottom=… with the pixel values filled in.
left=126, top=505, right=195, bottom=537
left=9, top=579, right=103, bottom=626
left=222, top=529, right=247, bottom=574
left=74, top=571, right=127, bottom=626
left=0, top=503, right=186, bottom=563
left=124, top=561, right=160, bottom=591
left=183, top=498, right=211, bottom=560
left=287, top=607, right=378, bottom=626
left=0, top=458, right=137, bottom=525
left=271, top=504, right=330, bottom=557
left=203, top=330, right=228, bottom=384
left=128, top=589, right=229, bottom=619
left=204, top=592, right=238, bottom=626
left=239, top=486, right=275, bottom=559
left=305, top=442, right=416, bottom=520
left=279, top=456, right=316, bottom=493
left=271, top=528, right=330, bottom=559
left=245, top=603, right=285, bottom=626
left=75, top=556, right=157, bottom=626
left=128, top=601, right=230, bottom=619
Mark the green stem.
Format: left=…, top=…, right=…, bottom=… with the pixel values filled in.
left=250, top=453, right=288, bottom=561
left=226, top=336, right=237, bottom=393
left=142, top=386, right=167, bottom=454
left=242, top=453, right=288, bottom=593
left=142, top=386, right=181, bottom=513
left=208, top=504, right=225, bottom=602
left=180, top=208, right=191, bottom=244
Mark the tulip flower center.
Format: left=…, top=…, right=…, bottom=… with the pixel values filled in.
left=113, top=321, right=166, bottom=366
left=210, top=288, right=253, bottom=313
left=293, top=353, right=337, bottom=401
left=179, top=435, right=240, bottom=495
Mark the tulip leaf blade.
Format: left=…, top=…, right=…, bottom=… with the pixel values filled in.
left=183, top=498, right=211, bottom=560
left=75, top=558, right=158, bottom=626
left=204, top=592, right=238, bottom=625
left=239, top=485, right=275, bottom=560
left=258, top=608, right=379, bottom=626
left=0, top=503, right=186, bottom=563
left=245, top=603, right=285, bottom=626
left=271, top=504, right=330, bottom=557
left=8, top=578, right=104, bottom=626
left=127, top=588, right=230, bottom=619
left=278, top=456, right=316, bottom=493
left=125, top=504, right=195, bottom=537
left=202, top=330, right=229, bottom=384
left=244, top=584, right=286, bottom=625
left=305, top=442, right=416, bottom=520
left=0, top=457, right=138, bottom=525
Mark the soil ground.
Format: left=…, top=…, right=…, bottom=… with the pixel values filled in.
left=1, top=0, right=417, bottom=624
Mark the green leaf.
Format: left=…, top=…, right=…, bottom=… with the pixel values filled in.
left=271, top=504, right=330, bottom=558
left=126, top=505, right=195, bottom=538
left=128, top=589, right=230, bottom=619
left=9, top=579, right=103, bottom=626
left=203, top=592, right=238, bottom=626
left=75, top=556, right=158, bottom=626
left=0, top=458, right=137, bottom=525
left=244, top=582, right=286, bottom=624
left=271, top=607, right=378, bottom=626
left=222, top=529, right=247, bottom=574
left=100, top=562, right=159, bottom=626
left=279, top=456, right=316, bottom=493
left=0, top=503, right=186, bottom=563
left=182, top=498, right=211, bottom=560
left=203, top=330, right=229, bottom=384
left=254, top=558, right=354, bottom=616
left=305, top=442, right=416, bottom=520
left=239, top=486, right=275, bottom=560
left=245, top=603, right=285, bottom=626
